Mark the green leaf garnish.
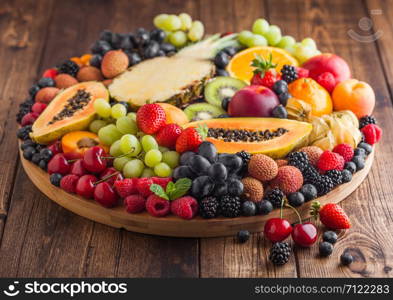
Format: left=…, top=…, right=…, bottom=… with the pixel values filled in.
left=150, top=184, right=169, bottom=200
left=167, top=178, right=192, bottom=201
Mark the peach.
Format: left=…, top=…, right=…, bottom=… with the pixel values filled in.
left=157, top=103, right=189, bottom=126
left=302, top=53, right=351, bottom=84
left=332, top=79, right=375, bottom=118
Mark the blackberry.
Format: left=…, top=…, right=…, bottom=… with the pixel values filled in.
left=326, top=170, right=343, bottom=187
left=236, top=150, right=251, bottom=175
left=280, top=65, right=298, bottom=83
left=287, top=151, right=309, bottom=171
left=17, top=125, right=32, bottom=140
left=265, top=188, right=285, bottom=208
left=313, top=175, right=334, bottom=196
left=199, top=196, right=220, bottom=219
left=302, top=165, right=321, bottom=184
left=220, top=195, right=241, bottom=218
left=359, top=115, right=376, bottom=129
left=269, top=242, right=291, bottom=265
left=58, top=60, right=79, bottom=77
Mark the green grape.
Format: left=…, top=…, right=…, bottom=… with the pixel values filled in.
left=127, top=112, right=137, bottom=122
left=113, top=156, right=131, bottom=171
left=110, top=140, right=122, bottom=157
left=98, top=124, right=122, bottom=145
left=162, top=14, right=182, bottom=31
left=276, top=35, right=296, bottom=49
left=144, top=149, right=162, bottom=167
left=116, top=116, right=138, bottom=134
left=94, top=98, right=111, bottom=118
left=162, top=151, right=180, bottom=168
left=285, top=45, right=296, bottom=55
left=294, top=44, right=315, bottom=64
left=123, top=159, right=144, bottom=178
left=154, top=162, right=172, bottom=177
left=111, top=103, right=127, bottom=119
left=159, top=146, right=169, bottom=153
left=238, top=30, right=254, bottom=46
left=188, top=20, right=204, bottom=42
left=153, top=14, right=169, bottom=29
left=252, top=18, right=269, bottom=35
left=264, top=25, right=282, bottom=46
left=141, top=135, right=158, bottom=152
left=301, top=37, right=317, bottom=50
left=179, top=13, right=192, bottom=31
left=247, top=34, right=267, bottom=47
left=169, top=31, right=188, bottom=48
left=120, top=134, right=141, bottom=156
left=141, top=168, right=155, bottom=178
left=89, top=119, right=108, bottom=133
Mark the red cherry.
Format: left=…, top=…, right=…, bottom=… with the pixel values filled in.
left=291, top=222, right=318, bottom=247
left=94, top=182, right=118, bottom=207
left=100, top=167, right=123, bottom=185
left=82, top=146, right=107, bottom=173
left=47, top=153, right=70, bottom=175
left=264, top=218, right=293, bottom=242
left=75, top=174, right=97, bottom=199
left=70, top=159, right=88, bottom=176
left=47, top=140, right=62, bottom=155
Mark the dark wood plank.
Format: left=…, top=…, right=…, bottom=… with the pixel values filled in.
left=267, top=0, right=393, bottom=277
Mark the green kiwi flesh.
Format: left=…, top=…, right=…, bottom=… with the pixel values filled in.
left=184, top=103, right=225, bottom=121
left=204, top=76, right=247, bottom=108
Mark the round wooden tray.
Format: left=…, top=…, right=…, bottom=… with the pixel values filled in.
left=20, top=149, right=374, bottom=237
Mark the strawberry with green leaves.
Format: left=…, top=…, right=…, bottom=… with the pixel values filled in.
left=175, top=125, right=208, bottom=153
left=311, top=201, right=351, bottom=229
left=250, top=54, right=281, bottom=89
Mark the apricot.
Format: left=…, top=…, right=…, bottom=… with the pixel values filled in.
left=62, top=131, right=108, bottom=159
left=157, top=103, right=189, bottom=126
left=332, top=79, right=375, bottom=118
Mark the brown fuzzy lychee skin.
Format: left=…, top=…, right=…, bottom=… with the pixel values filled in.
left=248, top=154, right=278, bottom=182
left=241, top=177, right=264, bottom=203
left=275, top=159, right=288, bottom=167
left=35, top=87, right=59, bottom=103
left=55, top=74, right=78, bottom=89
left=77, top=66, right=104, bottom=82
left=101, top=50, right=129, bottom=79
left=270, top=166, right=303, bottom=195
left=299, top=146, right=323, bottom=166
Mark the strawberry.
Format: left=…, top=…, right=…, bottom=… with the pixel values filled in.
left=114, top=178, right=138, bottom=198
left=361, top=124, right=382, bottom=145
left=151, top=177, right=172, bottom=190
left=124, top=194, right=146, bottom=213
left=146, top=194, right=170, bottom=217
left=155, top=124, right=182, bottom=149
left=250, top=54, right=281, bottom=89
left=136, top=103, right=166, bottom=134
left=317, top=150, right=345, bottom=172
left=175, top=125, right=207, bottom=153
left=170, top=196, right=198, bottom=219
left=136, top=177, right=154, bottom=197
left=332, top=143, right=354, bottom=163
left=316, top=72, right=336, bottom=93
left=311, top=201, right=351, bottom=229
left=60, top=174, right=79, bottom=193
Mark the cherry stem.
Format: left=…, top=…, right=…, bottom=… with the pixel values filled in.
left=285, top=203, right=302, bottom=224
left=280, top=196, right=285, bottom=219
left=67, top=159, right=78, bottom=163
left=94, top=171, right=120, bottom=185
left=101, top=149, right=135, bottom=160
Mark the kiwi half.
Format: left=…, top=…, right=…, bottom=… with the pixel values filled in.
left=204, top=76, right=247, bottom=108
left=184, top=103, right=225, bottom=121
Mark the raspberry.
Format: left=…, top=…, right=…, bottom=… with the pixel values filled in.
left=317, top=150, right=345, bottom=173
left=31, top=102, right=47, bottom=114
left=170, top=196, right=198, bottom=220
left=295, top=67, right=309, bottom=79
left=151, top=177, right=172, bottom=190
left=124, top=194, right=146, bottom=213
left=316, top=72, right=336, bottom=93
left=332, top=143, right=354, bottom=162
left=60, top=174, right=79, bottom=193
left=146, top=194, right=170, bottom=217
left=21, top=112, right=39, bottom=126
left=361, top=124, right=382, bottom=145
left=136, top=177, right=154, bottom=197
left=114, top=178, right=138, bottom=198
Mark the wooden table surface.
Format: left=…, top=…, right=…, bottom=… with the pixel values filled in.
left=0, top=0, right=392, bottom=278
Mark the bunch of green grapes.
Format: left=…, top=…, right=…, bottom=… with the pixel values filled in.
left=153, top=13, right=204, bottom=48
left=238, top=18, right=320, bottom=63
left=90, top=99, right=180, bottom=178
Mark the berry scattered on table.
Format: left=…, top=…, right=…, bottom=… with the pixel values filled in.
left=291, top=222, right=317, bottom=247
left=269, top=242, right=291, bottom=265
left=237, top=230, right=250, bottom=243
left=311, top=202, right=351, bottom=230
left=319, top=241, right=334, bottom=257
left=322, top=231, right=338, bottom=244
left=340, top=252, right=354, bottom=266
left=264, top=217, right=292, bottom=242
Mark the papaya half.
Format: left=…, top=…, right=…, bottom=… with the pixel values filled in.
left=30, top=82, right=109, bottom=144
left=184, top=118, right=313, bottom=158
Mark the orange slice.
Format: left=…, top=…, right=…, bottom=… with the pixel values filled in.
left=227, top=46, right=299, bottom=83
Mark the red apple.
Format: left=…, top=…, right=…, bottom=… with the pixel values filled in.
left=302, top=53, right=351, bottom=84
left=228, top=85, right=279, bottom=117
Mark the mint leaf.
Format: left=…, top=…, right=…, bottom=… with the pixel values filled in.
left=150, top=184, right=169, bottom=200
left=168, top=178, right=192, bottom=201
left=165, top=181, right=176, bottom=195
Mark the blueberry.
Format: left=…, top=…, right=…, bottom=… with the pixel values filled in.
left=358, top=142, right=372, bottom=155
left=241, top=201, right=256, bottom=216
left=272, top=105, right=288, bottom=119
left=38, top=77, right=55, bottom=88
left=218, top=154, right=243, bottom=174
left=23, top=147, right=36, bottom=161
left=322, top=231, right=338, bottom=244
left=352, top=156, right=365, bottom=170
left=189, top=155, right=211, bottom=175
left=29, top=84, right=41, bottom=97
left=217, top=113, right=230, bottom=118
left=354, top=147, right=366, bottom=158
left=222, top=46, right=237, bottom=56
left=150, top=29, right=166, bottom=43
left=341, top=169, right=352, bottom=183
left=89, top=54, right=102, bottom=68
left=227, top=178, right=244, bottom=196
left=207, top=163, right=228, bottom=181
left=287, top=192, right=305, bottom=207
left=198, top=141, right=217, bottom=163
left=160, top=42, right=176, bottom=53
left=340, top=252, right=353, bottom=265
left=237, top=230, right=250, bottom=243
left=221, top=97, right=231, bottom=111
left=173, top=165, right=196, bottom=180
left=256, top=200, right=273, bottom=215
left=143, top=41, right=160, bottom=58
left=99, top=29, right=113, bottom=43
left=319, top=242, right=333, bottom=257
left=273, top=80, right=288, bottom=95
left=344, top=161, right=357, bottom=174
left=21, top=139, right=36, bottom=150
left=50, top=173, right=63, bottom=187
left=214, top=51, right=230, bottom=69
left=180, top=151, right=196, bottom=165
left=212, top=181, right=228, bottom=197
left=127, top=52, right=142, bottom=66
left=300, top=184, right=317, bottom=202
left=216, top=69, right=229, bottom=77
left=278, top=92, right=290, bottom=106
left=39, top=160, right=47, bottom=170
left=31, top=153, right=42, bottom=165
left=40, top=148, right=53, bottom=162
left=191, top=176, right=214, bottom=199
